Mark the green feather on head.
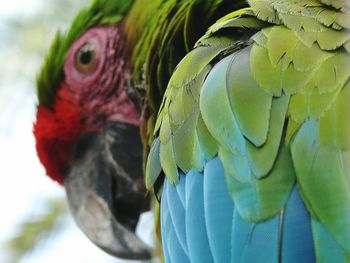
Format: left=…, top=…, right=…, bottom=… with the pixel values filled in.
left=36, top=0, right=134, bottom=107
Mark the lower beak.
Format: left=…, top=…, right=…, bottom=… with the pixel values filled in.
left=64, top=123, right=151, bottom=260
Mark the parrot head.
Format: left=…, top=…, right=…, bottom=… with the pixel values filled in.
left=33, top=0, right=151, bottom=259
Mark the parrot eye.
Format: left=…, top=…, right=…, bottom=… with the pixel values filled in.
left=74, top=42, right=99, bottom=75
left=65, top=28, right=107, bottom=86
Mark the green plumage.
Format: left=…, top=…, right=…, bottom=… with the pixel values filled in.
left=146, top=0, right=350, bottom=259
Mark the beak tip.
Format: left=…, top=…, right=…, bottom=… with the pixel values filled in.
left=96, top=241, right=152, bottom=260
left=65, top=175, right=151, bottom=260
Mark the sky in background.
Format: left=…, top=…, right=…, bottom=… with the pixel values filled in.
left=0, top=1, right=154, bottom=262
left=0, top=0, right=42, bottom=17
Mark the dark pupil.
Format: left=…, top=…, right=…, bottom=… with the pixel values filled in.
left=80, top=50, right=92, bottom=65
left=78, top=43, right=94, bottom=65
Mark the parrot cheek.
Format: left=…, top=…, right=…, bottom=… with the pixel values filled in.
left=64, top=124, right=150, bottom=260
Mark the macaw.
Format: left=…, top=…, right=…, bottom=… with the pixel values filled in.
left=33, top=0, right=350, bottom=262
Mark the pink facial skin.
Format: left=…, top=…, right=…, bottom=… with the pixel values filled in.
left=63, top=25, right=140, bottom=129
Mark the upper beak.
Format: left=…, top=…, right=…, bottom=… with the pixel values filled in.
left=64, top=122, right=151, bottom=260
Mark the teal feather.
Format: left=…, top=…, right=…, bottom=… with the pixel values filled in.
left=204, top=158, right=234, bottom=263
left=176, top=172, right=186, bottom=208
left=281, top=185, right=315, bottom=263
left=166, top=179, right=189, bottom=256
left=231, top=209, right=279, bottom=263
left=166, top=217, right=189, bottom=263
left=185, top=170, right=214, bottom=263
left=161, top=189, right=173, bottom=263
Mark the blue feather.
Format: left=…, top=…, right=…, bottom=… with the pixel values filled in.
left=282, top=185, right=315, bottom=262
left=167, top=224, right=190, bottom=263
left=204, top=158, right=234, bottom=263
left=185, top=169, right=214, bottom=263
left=161, top=185, right=173, bottom=263
left=176, top=173, right=186, bottom=208
left=231, top=208, right=279, bottom=263
left=166, top=176, right=189, bottom=256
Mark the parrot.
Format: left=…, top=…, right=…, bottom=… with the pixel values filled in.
left=33, top=0, right=350, bottom=262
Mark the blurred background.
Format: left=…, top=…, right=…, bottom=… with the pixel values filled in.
left=0, top=1, right=153, bottom=262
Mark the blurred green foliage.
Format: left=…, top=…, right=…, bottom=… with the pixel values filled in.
left=7, top=199, right=67, bottom=263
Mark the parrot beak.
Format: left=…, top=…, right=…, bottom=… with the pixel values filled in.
left=64, top=123, right=151, bottom=260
